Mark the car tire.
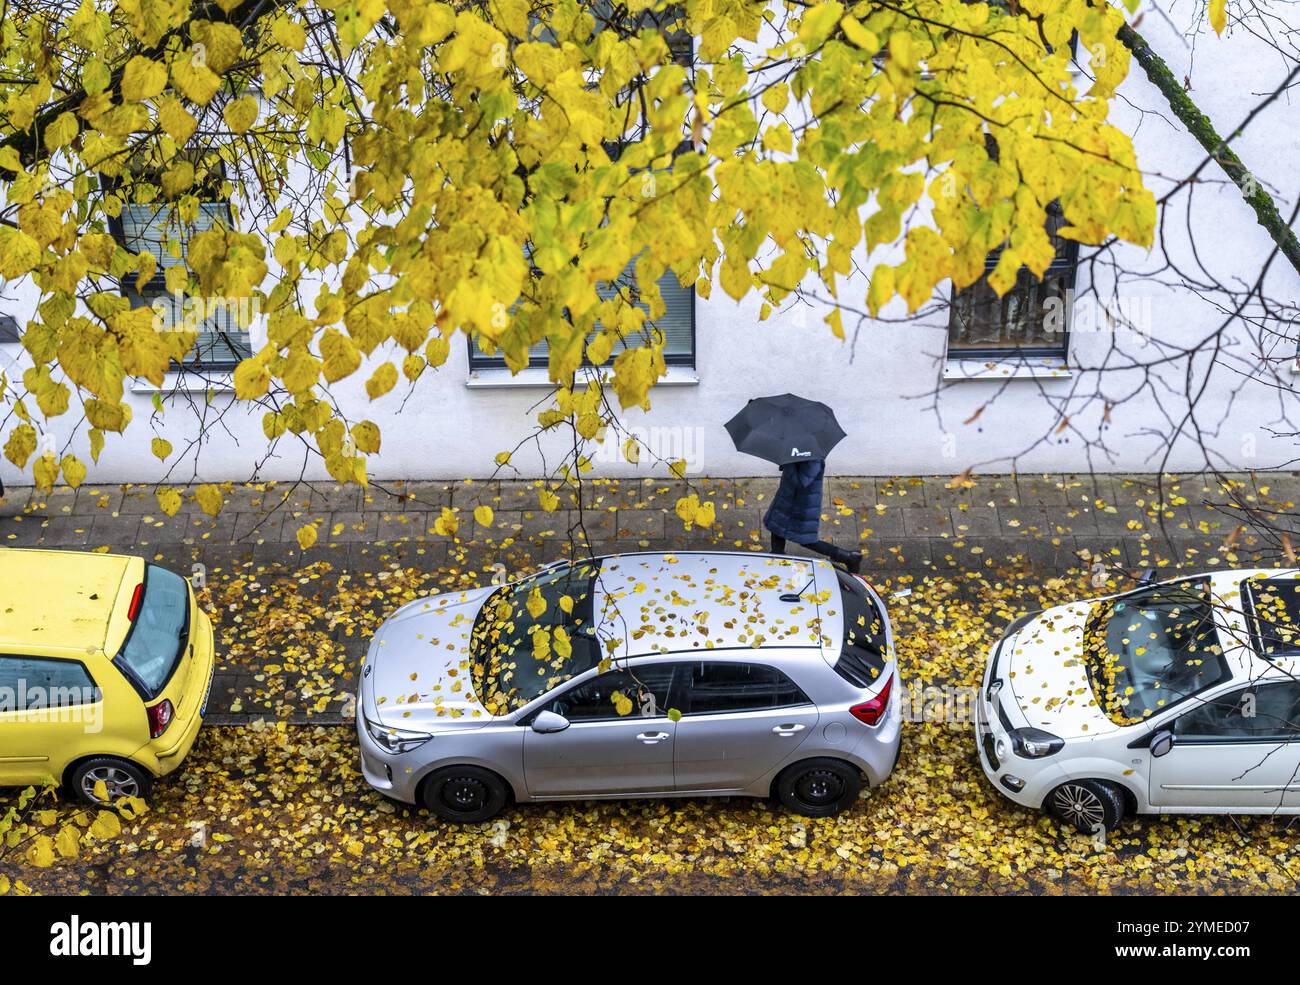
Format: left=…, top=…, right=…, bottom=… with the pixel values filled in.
left=420, top=765, right=510, bottom=824
left=67, top=757, right=152, bottom=806
left=1046, top=779, right=1125, bottom=834
left=776, top=758, right=862, bottom=817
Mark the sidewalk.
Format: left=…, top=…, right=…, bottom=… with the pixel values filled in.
left=1, top=471, right=1292, bottom=723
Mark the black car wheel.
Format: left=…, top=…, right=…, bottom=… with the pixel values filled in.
left=776, top=758, right=862, bottom=817
left=421, top=765, right=510, bottom=824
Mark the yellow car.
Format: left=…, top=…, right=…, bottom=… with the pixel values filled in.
left=0, top=549, right=215, bottom=805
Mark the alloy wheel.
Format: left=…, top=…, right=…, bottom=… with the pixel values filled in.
left=1053, top=783, right=1106, bottom=831
left=80, top=765, right=141, bottom=803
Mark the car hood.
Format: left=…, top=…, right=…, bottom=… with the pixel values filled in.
left=362, top=585, right=499, bottom=730
left=1002, top=601, right=1120, bottom=739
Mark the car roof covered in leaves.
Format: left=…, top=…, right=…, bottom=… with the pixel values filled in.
left=591, top=552, right=833, bottom=659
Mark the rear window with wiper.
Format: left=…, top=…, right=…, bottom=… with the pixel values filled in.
left=833, top=571, right=889, bottom=687
left=113, top=564, right=190, bottom=699
left=1242, top=575, right=1300, bottom=658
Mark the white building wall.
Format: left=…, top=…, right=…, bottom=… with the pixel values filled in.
left=0, top=6, right=1296, bottom=486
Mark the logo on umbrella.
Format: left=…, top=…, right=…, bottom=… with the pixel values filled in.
left=790, top=447, right=812, bottom=458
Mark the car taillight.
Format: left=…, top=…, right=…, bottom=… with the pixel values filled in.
left=850, top=676, right=893, bottom=726
left=147, top=699, right=174, bottom=738
left=127, top=583, right=144, bottom=621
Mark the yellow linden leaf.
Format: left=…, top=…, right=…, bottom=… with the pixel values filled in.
left=558, top=595, right=574, bottom=614
left=1209, top=0, right=1226, bottom=35
left=320, top=329, right=361, bottom=383
left=151, top=437, right=172, bottom=461
left=33, top=454, right=58, bottom=493
left=157, top=486, right=182, bottom=516
left=538, top=489, right=560, bottom=512
left=26, top=836, right=56, bottom=868
left=526, top=588, right=546, bottom=619
left=474, top=505, right=494, bottom=527
left=222, top=95, right=259, bottom=133
left=194, top=483, right=224, bottom=516
left=350, top=420, right=381, bottom=454
left=156, top=96, right=197, bottom=144
left=60, top=454, right=86, bottom=489
left=611, top=691, right=633, bottom=716
left=586, top=332, right=613, bottom=366
left=120, top=56, right=168, bottom=102
left=433, top=506, right=459, bottom=537
left=87, top=810, right=121, bottom=839
left=425, top=335, right=450, bottom=367
left=43, top=111, right=79, bottom=151
left=170, top=53, right=221, bottom=106
left=233, top=356, right=272, bottom=399
left=365, top=362, right=398, bottom=400
left=272, top=17, right=307, bottom=51
left=54, top=824, right=81, bottom=859
left=694, top=500, right=716, bottom=528
left=296, top=522, right=319, bottom=550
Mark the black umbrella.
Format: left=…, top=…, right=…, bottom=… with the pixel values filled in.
left=724, top=393, right=846, bottom=467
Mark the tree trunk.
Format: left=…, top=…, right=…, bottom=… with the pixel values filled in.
left=1118, top=22, right=1300, bottom=277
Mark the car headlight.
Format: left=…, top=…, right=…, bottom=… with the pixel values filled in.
left=364, top=718, right=432, bottom=754
left=1007, top=727, right=1064, bottom=759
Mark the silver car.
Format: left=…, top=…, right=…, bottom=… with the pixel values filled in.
left=356, top=551, right=901, bottom=822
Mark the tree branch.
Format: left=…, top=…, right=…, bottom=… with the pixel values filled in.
left=1118, top=22, right=1300, bottom=278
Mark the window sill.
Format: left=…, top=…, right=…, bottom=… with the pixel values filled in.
left=943, top=356, right=1072, bottom=382
left=465, top=365, right=700, bottom=389
left=130, top=370, right=237, bottom=394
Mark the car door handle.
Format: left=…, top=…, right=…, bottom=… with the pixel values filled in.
left=636, top=731, right=670, bottom=744
left=772, top=723, right=807, bottom=736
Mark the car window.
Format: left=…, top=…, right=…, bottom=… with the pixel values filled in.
left=1174, top=682, right=1300, bottom=742
left=115, top=563, right=189, bottom=698
left=546, top=665, right=676, bottom=722
left=833, top=571, right=889, bottom=687
left=1242, top=576, right=1300, bottom=658
left=0, top=655, right=99, bottom=710
left=683, top=662, right=809, bottom=715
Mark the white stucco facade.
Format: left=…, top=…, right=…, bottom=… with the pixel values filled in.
left=1, top=6, right=1297, bottom=486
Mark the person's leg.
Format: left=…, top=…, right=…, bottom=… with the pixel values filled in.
left=800, top=539, right=862, bottom=574
left=770, top=533, right=787, bottom=554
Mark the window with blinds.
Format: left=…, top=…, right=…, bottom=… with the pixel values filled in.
left=946, top=203, right=1079, bottom=359
left=469, top=262, right=695, bottom=369
left=115, top=201, right=253, bottom=370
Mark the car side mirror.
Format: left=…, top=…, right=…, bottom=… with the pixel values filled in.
left=531, top=710, right=570, bottom=734
left=1150, top=729, right=1175, bottom=758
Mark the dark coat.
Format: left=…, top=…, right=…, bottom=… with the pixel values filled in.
left=764, top=459, right=824, bottom=543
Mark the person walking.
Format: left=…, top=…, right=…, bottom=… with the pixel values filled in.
left=763, top=457, right=863, bottom=573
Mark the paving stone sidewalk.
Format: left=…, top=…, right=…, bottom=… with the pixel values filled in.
left=1, top=471, right=1294, bottom=723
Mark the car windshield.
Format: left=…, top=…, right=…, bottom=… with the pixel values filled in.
left=114, top=564, right=190, bottom=698
left=1083, top=578, right=1230, bottom=725
left=470, top=561, right=601, bottom=714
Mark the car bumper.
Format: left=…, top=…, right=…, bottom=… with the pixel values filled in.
left=849, top=664, right=904, bottom=787
left=356, top=702, right=424, bottom=804
left=975, top=687, right=1067, bottom=810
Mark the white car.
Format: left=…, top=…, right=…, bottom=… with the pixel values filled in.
left=977, top=568, right=1300, bottom=832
